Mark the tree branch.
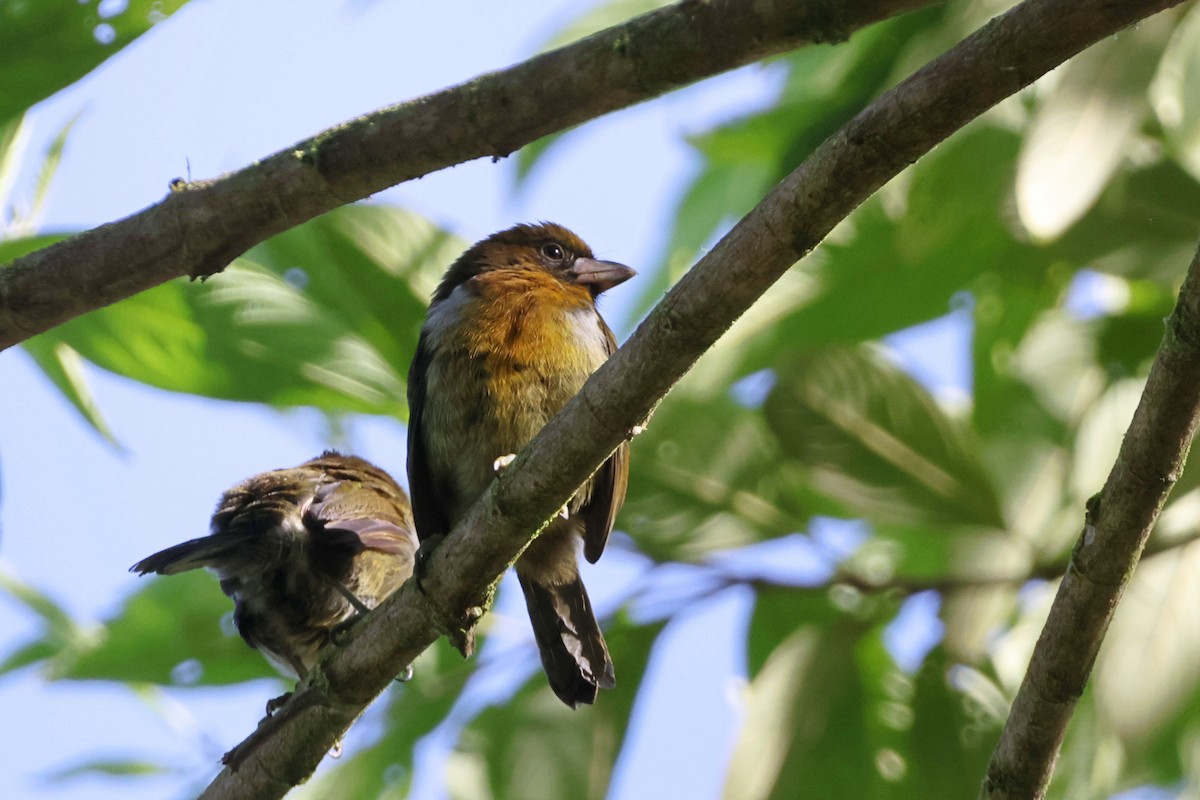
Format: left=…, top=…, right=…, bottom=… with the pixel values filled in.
left=0, top=0, right=932, bottom=352
left=190, top=0, right=1183, bottom=797
left=979, top=249, right=1200, bottom=798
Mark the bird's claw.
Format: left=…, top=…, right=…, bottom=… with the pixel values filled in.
left=330, top=613, right=365, bottom=647
left=265, top=692, right=293, bottom=716
left=395, top=662, right=415, bottom=683
left=493, top=453, right=517, bottom=472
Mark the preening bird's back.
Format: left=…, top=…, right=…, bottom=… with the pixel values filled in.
left=418, top=269, right=612, bottom=523
left=214, top=456, right=415, bottom=676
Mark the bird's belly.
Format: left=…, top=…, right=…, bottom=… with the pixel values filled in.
left=424, top=353, right=599, bottom=520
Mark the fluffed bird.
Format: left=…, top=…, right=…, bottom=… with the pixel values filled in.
left=406, top=222, right=634, bottom=708
left=130, top=451, right=417, bottom=692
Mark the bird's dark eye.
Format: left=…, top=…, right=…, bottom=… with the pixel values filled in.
left=541, top=243, right=566, bottom=262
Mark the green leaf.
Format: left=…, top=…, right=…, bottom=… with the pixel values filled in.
left=0, top=637, right=58, bottom=677
left=23, top=205, right=459, bottom=417
left=841, top=525, right=1030, bottom=601
left=1051, top=159, right=1200, bottom=285
left=634, top=6, right=945, bottom=320
left=1016, top=13, right=1173, bottom=239
left=22, top=338, right=120, bottom=445
left=61, top=571, right=276, bottom=686
left=726, top=595, right=879, bottom=800
left=451, top=614, right=664, bottom=800
left=1119, top=674, right=1200, bottom=789
left=968, top=288, right=1081, bottom=565
left=45, top=758, right=171, bottom=782
left=724, top=125, right=1033, bottom=389
left=0, top=567, right=89, bottom=648
left=739, top=592, right=1005, bottom=798
left=1094, top=541, right=1200, bottom=750
left=1153, top=4, right=1200, bottom=181
left=1046, top=696, right=1129, bottom=800
left=0, top=232, right=65, bottom=264
left=0, top=0, right=191, bottom=128
left=1093, top=280, right=1174, bottom=379
left=0, top=567, right=99, bottom=678
left=16, top=111, right=80, bottom=235
left=622, top=392, right=825, bottom=562
left=1008, top=311, right=1106, bottom=429
left=908, top=647, right=998, bottom=795
left=513, top=130, right=570, bottom=187
left=1068, top=378, right=1144, bottom=506
left=0, top=113, right=28, bottom=216
left=745, top=588, right=843, bottom=679
left=764, top=345, right=1005, bottom=529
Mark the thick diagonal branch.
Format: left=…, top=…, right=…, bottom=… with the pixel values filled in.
left=0, top=0, right=931, bottom=351
left=194, top=0, right=1184, bottom=797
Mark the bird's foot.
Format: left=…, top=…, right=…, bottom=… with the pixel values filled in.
left=330, top=578, right=373, bottom=616
left=493, top=453, right=517, bottom=472
left=631, top=423, right=647, bottom=437
left=265, top=691, right=292, bottom=716
left=395, top=662, right=415, bottom=683
left=330, top=612, right=366, bottom=647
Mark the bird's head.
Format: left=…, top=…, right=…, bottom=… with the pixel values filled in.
left=432, top=222, right=635, bottom=303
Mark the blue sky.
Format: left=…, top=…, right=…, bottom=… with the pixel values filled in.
left=0, top=1, right=968, bottom=798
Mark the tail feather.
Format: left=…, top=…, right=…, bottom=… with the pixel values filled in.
left=129, top=535, right=247, bottom=576
left=518, top=573, right=615, bottom=707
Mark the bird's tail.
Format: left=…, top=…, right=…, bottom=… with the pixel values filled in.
left=129, top=535, right=247, bottom=576
left=517, top=572, right=615, bottom=707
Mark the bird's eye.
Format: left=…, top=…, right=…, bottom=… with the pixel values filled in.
left=541, top=243, right=566, bottom=262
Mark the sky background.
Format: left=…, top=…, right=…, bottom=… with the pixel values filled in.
left=0, top=1, right=969, bottom=798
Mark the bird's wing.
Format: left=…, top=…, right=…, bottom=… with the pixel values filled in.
left=581, top=442, right=628, bottom=564
left=319, top=516, right=416, bottom=556
left=306, top=489, right=417, bottom=557
left=297, top=455, right=418, bottom=557
left=581, top=319, right=629, bottom=564
left=406, top=332, right=454, bottom=542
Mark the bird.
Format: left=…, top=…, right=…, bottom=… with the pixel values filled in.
left=406, top=221, right=634, bottom=708
left=130, top=451, right=418, bottom=696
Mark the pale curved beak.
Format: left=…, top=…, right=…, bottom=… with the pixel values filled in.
left=566, top=258, right=636, bottom=294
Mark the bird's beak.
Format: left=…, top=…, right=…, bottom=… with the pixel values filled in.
left=566, top=258, right=637, bottom=294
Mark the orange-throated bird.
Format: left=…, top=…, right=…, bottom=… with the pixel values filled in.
left=131, top=452, right=417, bottom=688
left=407, top=222, right=634, bottom=707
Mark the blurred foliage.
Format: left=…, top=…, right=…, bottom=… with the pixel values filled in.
left=0, top=0, right=190, bottom=130
left=6, top=0, right=1200, bottom=799
left=20, top=205, right=458, bottom=426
